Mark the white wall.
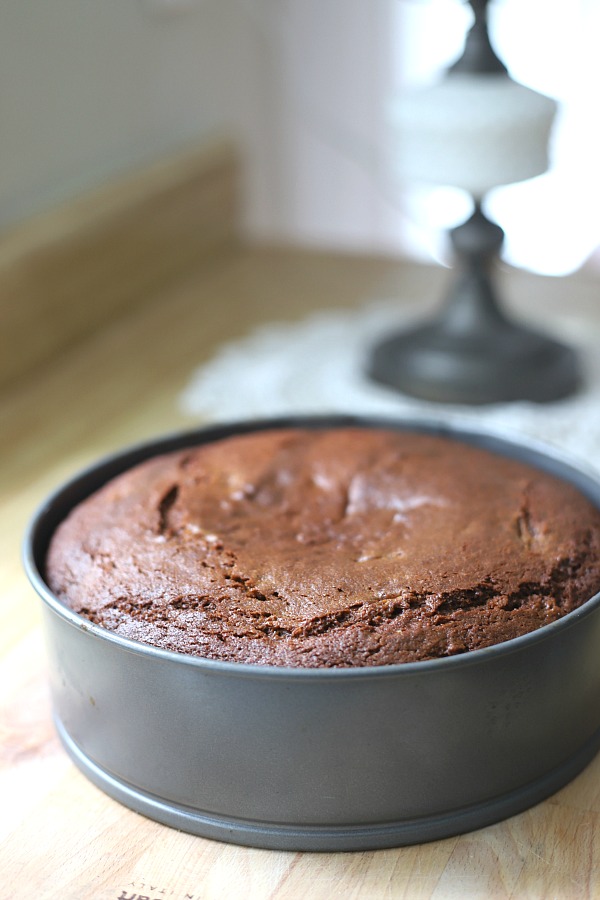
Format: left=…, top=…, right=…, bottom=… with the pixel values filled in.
left=0, top=0, right=244, bottom=229
left=0, top=0, right=406, bottom=255
left=237, top=0, right=403, bottom=252
left=3, top=0, right=597, bottom=276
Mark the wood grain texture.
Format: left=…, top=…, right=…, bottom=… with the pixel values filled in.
left=2, top=243, right=600, bottom=899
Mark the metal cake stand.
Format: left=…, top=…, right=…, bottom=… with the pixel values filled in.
left=367, top=0, right=580, bottom=404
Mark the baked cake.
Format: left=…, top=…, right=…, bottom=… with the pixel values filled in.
left=45, top=427, right=600, bottom=667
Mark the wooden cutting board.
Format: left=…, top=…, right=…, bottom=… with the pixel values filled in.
left=4, top=624, right=600, bottom=900
left=3, top=245, right=600, bottom=899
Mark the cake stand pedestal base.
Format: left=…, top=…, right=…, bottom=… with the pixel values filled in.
left=367, top=320, right=580, bottom=405
left=367, top=204, right=581, bottom=405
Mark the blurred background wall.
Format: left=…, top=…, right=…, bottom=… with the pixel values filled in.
left=0, top=0, right=244, bottom=228
left=2, top=0, right=599, bottom=274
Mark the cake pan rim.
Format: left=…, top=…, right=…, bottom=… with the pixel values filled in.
left=23, top=412, right=600, bottom=679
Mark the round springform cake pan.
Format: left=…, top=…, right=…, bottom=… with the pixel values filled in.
left=23, top=415, right=600, bottom=851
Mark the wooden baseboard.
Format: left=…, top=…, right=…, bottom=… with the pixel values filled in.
left=0, top=138, right=239, bottom=391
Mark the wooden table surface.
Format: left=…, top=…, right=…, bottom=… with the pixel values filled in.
left=3, top=246, right=600, bottom=899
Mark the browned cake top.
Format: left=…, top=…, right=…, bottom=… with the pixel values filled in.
left=46, top=427, right=600, bottom=667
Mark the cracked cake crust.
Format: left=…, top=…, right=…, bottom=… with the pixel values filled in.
left=45, top=427, right=600, bottom=667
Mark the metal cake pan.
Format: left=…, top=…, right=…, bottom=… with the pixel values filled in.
left=23, top=415, right=600, bottom=851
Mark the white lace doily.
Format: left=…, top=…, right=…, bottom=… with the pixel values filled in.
left=180, top=301, right=600, bottom=473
